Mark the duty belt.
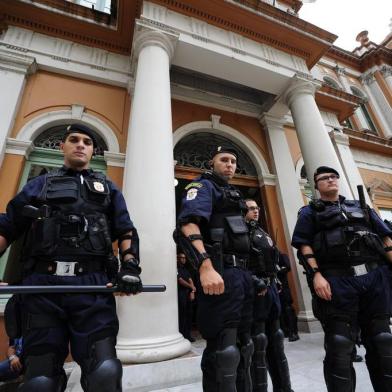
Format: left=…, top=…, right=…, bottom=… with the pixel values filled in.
left=33, top=259, right=106, bottom=276
left=321, top=261, right=380, bottom=277
left=223, top=254, right=248, bottom=269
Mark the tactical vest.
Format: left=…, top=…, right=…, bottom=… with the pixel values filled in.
left=311, top=199, right=384, bottom=267
left=28, top=168, right=112, bottom=260
left=202, top=171, right=250, bottom=255
left=248, top=221, right=279, bottom=275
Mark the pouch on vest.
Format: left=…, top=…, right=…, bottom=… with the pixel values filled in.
left=325, top=227, right=346, bottom=248
left=45, top=177, right=79, bottom=203
left=318, top=207, right=346, bottom=230
left=30, top=217, right=59, bottom=256
left=224, top=215, right=249, bottom=253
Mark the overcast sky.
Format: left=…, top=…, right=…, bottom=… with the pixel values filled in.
left=299, top=0, right=391, bottom=51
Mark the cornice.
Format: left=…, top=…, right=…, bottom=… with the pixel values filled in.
left=2, top=0, right=142, bottom=55
left=326, top=44, right=392, bottom=73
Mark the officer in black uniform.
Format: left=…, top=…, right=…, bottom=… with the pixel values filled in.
left=292, top=166, right=392, bottom=392
left=177, top=252, right=196, bottom=342
left=277, top=253, right=299, bottom=343
left=175, top=146, right=254, bottom=392
left=0, top=124, right=142, bottom=392
left=245, top=199, right=293, bottom=392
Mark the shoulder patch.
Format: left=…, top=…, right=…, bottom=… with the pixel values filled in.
left=186, top=188, right=198, bottom=201
left=185, top=182, right=203, bottom=190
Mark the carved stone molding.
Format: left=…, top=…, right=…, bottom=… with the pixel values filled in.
left=0, top=48, right=36, bottom=75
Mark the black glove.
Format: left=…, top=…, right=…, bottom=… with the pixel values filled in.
left=252, top=275, right=267, bottom=294
left=116, top=259, right=142, bottom=294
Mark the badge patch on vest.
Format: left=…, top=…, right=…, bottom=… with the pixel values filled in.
left=186, top=188, right=198, bottom=200
left=93, top=181, right=105, bottom=192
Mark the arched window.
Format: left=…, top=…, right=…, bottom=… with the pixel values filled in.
left=174, top=133, right=257, bottom=176
left=323, top=76, right=341, bottom=89
left=350, top=86, right=378, bottom=134
left=34, top=125, right=108, bottom=156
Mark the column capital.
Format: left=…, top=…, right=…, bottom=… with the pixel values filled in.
left=0, top=49, right=37, bottom=75
left=334, top=65, right=346, bottom=76
left=360, top=71, right=376, bottom=86
left=133, top=20, right=179, bottom=61
left=104, top=151, right=125, bottom=167
left=282, top=75, right=321, bottom=108
left=259, top=113, right=286, bottom=130
left=380, top=65, right=392, bottom=78
left=331, top=130, right=350, bottom=146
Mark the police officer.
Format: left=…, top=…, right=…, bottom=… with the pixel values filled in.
left=176, top=146, right=254, bottom=392
left=277, top=253, right=299, bottom=343
left=0, top=124, right=143, bottom=391
left=245, top=199, right=293, bottom=392
left=292, top=166, right=392, bottom=392
left=177, top=252, right=196, bottom=342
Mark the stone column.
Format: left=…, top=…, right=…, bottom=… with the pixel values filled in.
left=0, top=49, right=36, bottom=166
left=331, top=131, right=372, bottom=205
left=361, top=72, right=392, bottom=139
left=380, top=65, right=392, bottom=91
left=283, top=76, right=353, bottom=198
left=261, top=114, right=319, bottom=332
left=117, top=24, right=191, bottom=363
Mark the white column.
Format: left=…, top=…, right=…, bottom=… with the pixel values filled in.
left=0, top=49, right=36, bottom=166
left=380, top=65, right=392, bottom=91
left=331, top=130, right=372, bottom=205
left=117, top=25, right=190, bottom=363
left=284, top=76, right=353, bottom=198
left=361, top=72, right=392, bottom=138
left=261, top=114, right=319, bottom=332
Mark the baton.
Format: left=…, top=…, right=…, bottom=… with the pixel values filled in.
left=0, top=285, right=166, bottom=294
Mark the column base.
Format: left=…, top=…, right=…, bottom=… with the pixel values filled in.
left=66, top=341, right=202, bottom=392
left=297, top=310, right=322, bottom=333
left=116, top=333, right=192, bottom=364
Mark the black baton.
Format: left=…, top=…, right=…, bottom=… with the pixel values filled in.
left=0, top=285, right=166, bottom=294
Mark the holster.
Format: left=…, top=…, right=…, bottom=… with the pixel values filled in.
left=209, top=228, right=224, bottom=276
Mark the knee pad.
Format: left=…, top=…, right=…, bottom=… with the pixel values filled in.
left=81, top=336, right=122, bottom=392
left=19, top=353, right=66, bottom=392
left=253, top=332, right=268, bottom=358
left=325, top=334, right=355, bottom=359
left=215, top=344, right=240, bottom=383
left=371, top=332, right=392, bottom=363
left=18, top=376, right=65, bottom=392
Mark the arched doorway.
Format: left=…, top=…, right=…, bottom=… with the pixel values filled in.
left=174, top=132, right=268, bottom=228
left=1, top=124, right=108, bottom=284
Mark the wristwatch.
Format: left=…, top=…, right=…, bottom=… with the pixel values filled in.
left=8, top=355, right=16, bottom=361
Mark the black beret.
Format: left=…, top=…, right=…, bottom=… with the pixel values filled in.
left=63, top=124, right=97, bottom=148
left=211, top=145, right=238, bottom=160
left=313, top=166, right=340, bottom=181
